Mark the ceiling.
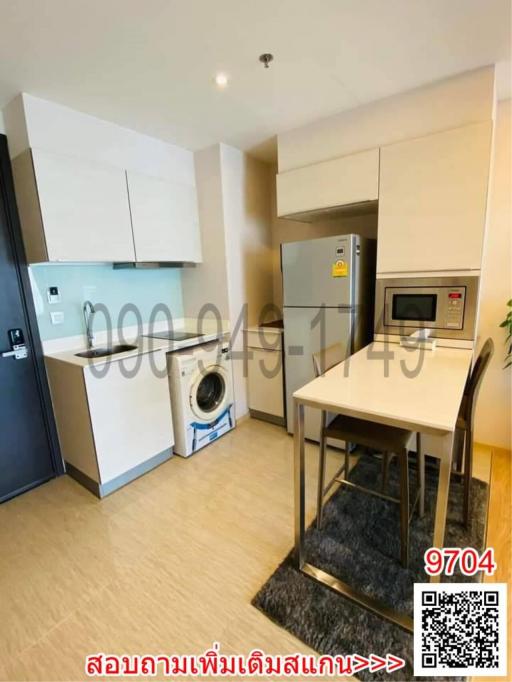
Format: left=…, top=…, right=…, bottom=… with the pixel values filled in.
left=0, top=0, right=510, bottom=162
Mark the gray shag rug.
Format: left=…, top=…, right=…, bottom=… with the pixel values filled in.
left=252, top=454, right=488, bottom=682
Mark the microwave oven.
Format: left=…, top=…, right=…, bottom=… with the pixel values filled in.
left=374, top=276, right=479, bottom=341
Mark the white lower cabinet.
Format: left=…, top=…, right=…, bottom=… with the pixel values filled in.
left=245, top=329, right=285, bottom=424
left=46, top=351, right=174, bottom=497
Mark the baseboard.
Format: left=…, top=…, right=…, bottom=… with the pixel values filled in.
left=66, top=447, right=173, bottom=498
left=249, top=409, right=286, bottom=427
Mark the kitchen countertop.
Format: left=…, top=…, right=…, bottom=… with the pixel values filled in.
left=245, top=320, right=284, bottom=334
left=45, top=323, right=230, bottom=368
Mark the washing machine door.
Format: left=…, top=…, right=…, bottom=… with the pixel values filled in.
left=189, top=364, right=230, bottom=423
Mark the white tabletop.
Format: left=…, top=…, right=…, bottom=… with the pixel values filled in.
left=293, top=342, right=473, bottom=434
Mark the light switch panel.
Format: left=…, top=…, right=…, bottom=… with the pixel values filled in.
left=50, top=311, right=64, bottom=325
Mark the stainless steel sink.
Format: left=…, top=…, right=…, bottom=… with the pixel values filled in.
left=75, top=344, right=138, bottom=359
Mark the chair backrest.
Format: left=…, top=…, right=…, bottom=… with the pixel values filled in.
left=312, top=343, right=345, bottom=378
left=463, top=338, right=494, bottom=427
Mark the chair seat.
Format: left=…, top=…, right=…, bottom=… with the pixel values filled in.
left=324, top=414, right=413, bottom=453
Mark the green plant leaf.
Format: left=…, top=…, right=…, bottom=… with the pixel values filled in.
left=500, top=301, right=512, bottom=367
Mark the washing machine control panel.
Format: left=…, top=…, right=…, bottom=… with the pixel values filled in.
left=179, top=357, right=198, bottom=377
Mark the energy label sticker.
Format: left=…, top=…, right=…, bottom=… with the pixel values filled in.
left=332, top=259, right=348, bottom=277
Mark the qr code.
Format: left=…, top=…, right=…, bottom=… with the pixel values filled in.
left=414, top=583, right=507, bottom=676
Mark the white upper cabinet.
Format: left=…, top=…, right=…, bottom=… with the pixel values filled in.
left=12, top=149, right=135, bottom=263
left=276, top=148, right=379, bottom=218
left=126, top=170, right=202, bottom=263
left=376, top=122, right=492, bottom=275
left=11, top=149, right=201, bottom=264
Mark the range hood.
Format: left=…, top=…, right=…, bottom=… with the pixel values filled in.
left=113, top=262, right=196, bottom=269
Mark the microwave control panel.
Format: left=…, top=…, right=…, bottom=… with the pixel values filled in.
left=445, top=288, right=466, bottom=328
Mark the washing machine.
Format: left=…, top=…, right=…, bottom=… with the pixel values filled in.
left=167, top=338, right=235, bottom=457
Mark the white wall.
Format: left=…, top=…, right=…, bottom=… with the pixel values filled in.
left=221, top=146, right=274, bottom=327
left=3, top=93, right=195, bottom=184
left=475, top=99, right=512, bottom=450
left=278, top=66, right=496, bottom=172
left=182, top=146, right=230, bottom=320
left=221, top=145, right=274, bottom=418
left=182, top=144, right=274, bottom=419
left=2, top=94, right=28, bottom=156
left=0, top=110, right=5, bottom=134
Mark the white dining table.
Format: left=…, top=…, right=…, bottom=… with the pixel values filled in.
left=292, top=340, right=473, bottom=630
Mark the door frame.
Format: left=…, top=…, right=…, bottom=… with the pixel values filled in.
left=0, top=134, right=64, bottom=478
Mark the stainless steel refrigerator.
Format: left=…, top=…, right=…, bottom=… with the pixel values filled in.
left=282, top=234, right=376, bottom=440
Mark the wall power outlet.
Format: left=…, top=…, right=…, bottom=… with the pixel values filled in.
left=50, top=311, right=64, bottom=325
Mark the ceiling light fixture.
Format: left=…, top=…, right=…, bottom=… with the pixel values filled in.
left=259, top=53, right=274, bottom=69
left=214, top=72, right=229, bottom=88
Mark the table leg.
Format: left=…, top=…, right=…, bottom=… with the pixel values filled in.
left=293, top=400, right=305, bottom=569
left=430, top=431, right=454, bottom=583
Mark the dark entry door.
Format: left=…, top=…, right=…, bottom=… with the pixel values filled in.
left=0, top=134, right=61, bottom=502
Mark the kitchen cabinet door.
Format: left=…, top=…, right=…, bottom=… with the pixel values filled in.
left=376, top=121, right=492, bottom=274
left=276, top=148, right=379, bottom=218
left=84, top=351, right=174, bottom=484
left=28, top=149, right=135, bottom=262
left=126, top=170, right=202, bottom=263
left=247, top=348, right=284, bottom=419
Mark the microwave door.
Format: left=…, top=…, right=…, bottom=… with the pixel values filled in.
left=391, top=293, right=438, bottom=324
left=384, top=288, right=440, bottom=330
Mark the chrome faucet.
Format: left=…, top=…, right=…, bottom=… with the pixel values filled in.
left=83, top=301, right=96, bottom=349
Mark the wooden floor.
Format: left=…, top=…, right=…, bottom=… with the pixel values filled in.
left=0, top=418, right=508, bottom=681
left=474, top=445, right=512, bottom=682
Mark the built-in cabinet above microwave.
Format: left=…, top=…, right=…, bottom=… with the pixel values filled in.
left=376, top=121, right=492, bottom=275
left=11, top=148, right=202, bottom=264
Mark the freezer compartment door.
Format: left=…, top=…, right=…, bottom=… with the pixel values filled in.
left=282, top=235, right=355, bottom=307
left=284, top=306, right=353, bottom=440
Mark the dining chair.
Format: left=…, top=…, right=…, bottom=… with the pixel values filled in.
left=313, top=343, right=425, bottom=568
left=453, top=338, right=494, bottom=527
